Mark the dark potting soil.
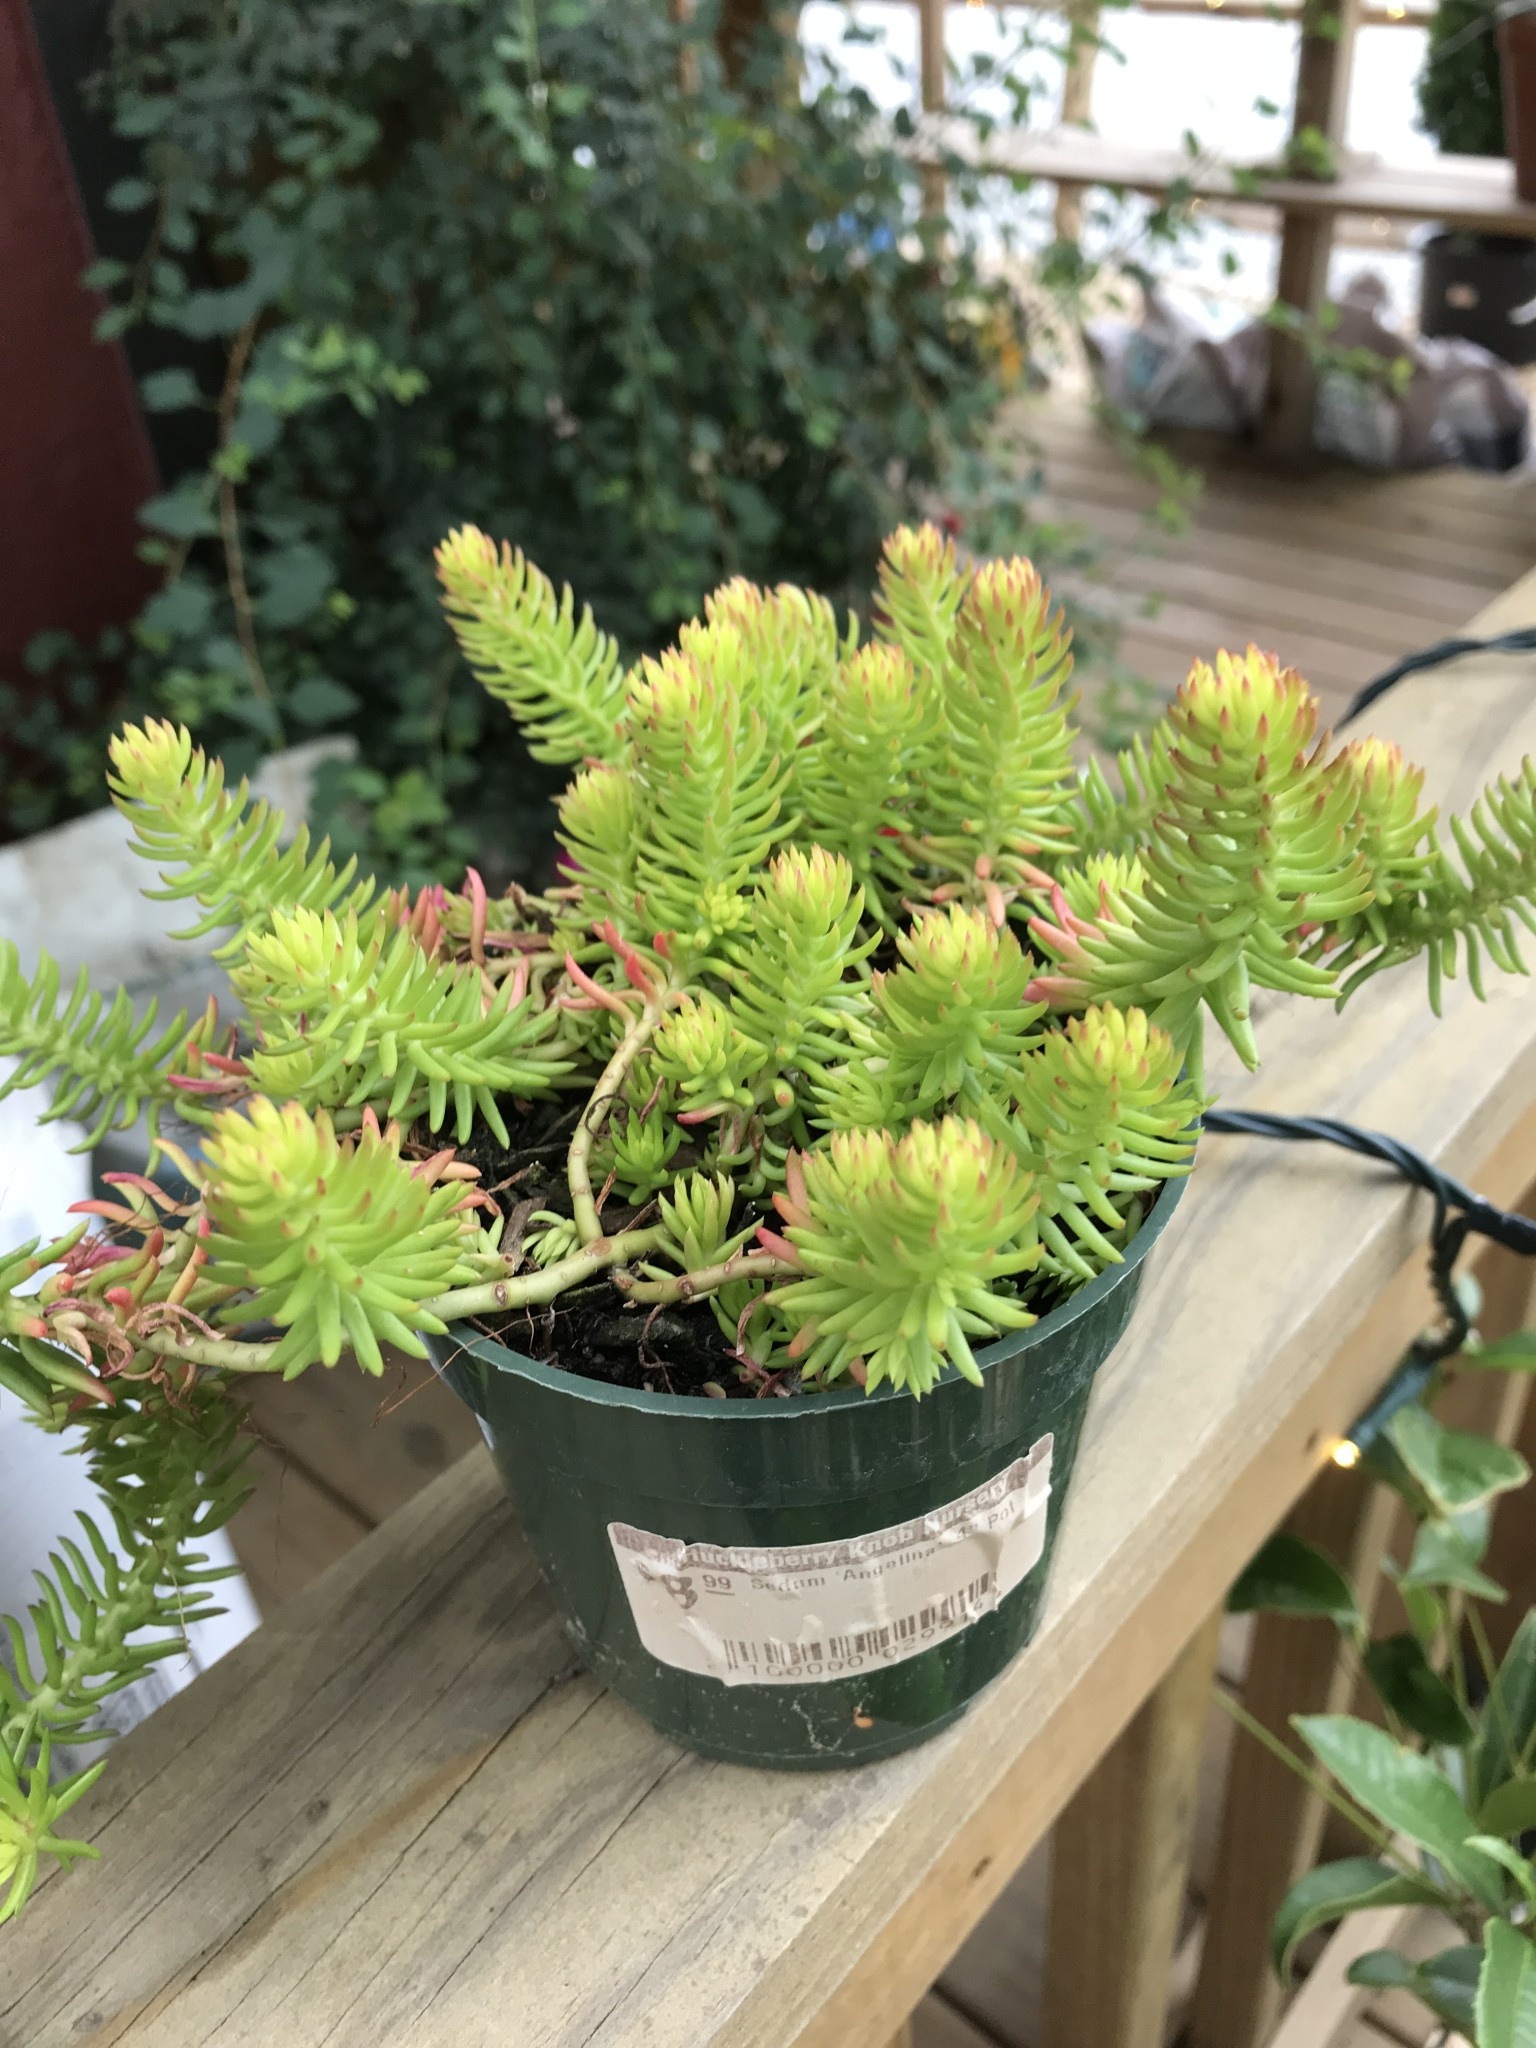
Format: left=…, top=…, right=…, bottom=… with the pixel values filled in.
left=434, top=1096, right=1129, bottom=1402
left=429, top=1095, right=782, bottom=1400
left=485, top=1281, right=777, bottom=1402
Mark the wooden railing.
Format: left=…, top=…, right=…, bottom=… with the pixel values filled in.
left=5, top=571, right=1536, bottom=2048
left=903, top=0, right=1535, bottom=456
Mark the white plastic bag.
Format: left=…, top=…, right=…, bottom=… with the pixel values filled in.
left=1315, top=274, right=1529, bottom=472
left=1084, top=287, right=1267, bottom=435
left=1086, top=273, right=1530, bottom=472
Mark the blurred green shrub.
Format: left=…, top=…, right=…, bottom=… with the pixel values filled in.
left=1418, top=0, right=1504, bottom=159
left=4, top=0, right=1028, bottom=881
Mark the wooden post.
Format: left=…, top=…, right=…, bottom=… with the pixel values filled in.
left=1054, top=0, right=1103, bottom=243
left=1043, top=1607, right=1224, bottom=2048
left=1458, top=1191, right=1536, bottom=1658
left=1186, top=1457, right=1398, bottom=2048
left=670, top=0, right=701, bottom=95
left=716, top=0, right=803, bottom=95
left=1481, top=1383, right=1536, bottom=1661
left=0, top=0, right=158, bottom=705
left=918, top=0, right=946, bottom=219
left=1258, top=0, right=1363, bottom=458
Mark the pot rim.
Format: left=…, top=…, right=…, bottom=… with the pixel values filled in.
left=440, top=1159, right=1190, bottom=1424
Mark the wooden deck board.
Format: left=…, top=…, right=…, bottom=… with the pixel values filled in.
left=912, top=1994, right=999, bottom=2048
left=225, top=1441, right=370, bottom=1617
left=226, top=1354, right=484, bottom=1613
left=1025, top=397, right=1536, bottom=719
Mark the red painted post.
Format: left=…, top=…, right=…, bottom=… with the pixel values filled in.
left=0, top=0, right=155, bottom=689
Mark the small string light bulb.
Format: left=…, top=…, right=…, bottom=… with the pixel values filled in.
left=1331, top=1438, right=1362, bottom=1469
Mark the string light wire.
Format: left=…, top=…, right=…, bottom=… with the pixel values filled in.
left=1199, top=624, right=1536, bottom=1427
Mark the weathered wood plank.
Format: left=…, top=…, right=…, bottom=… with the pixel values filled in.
left=1038, top=491, right=1524, bottom=635
left=918, top=122, right=1536, bottom=240
left=936, top=1846, right=1049, bottom=2048
left=1260, top=0, right=1363, bottom=459
left=1044, top=1610, right=1223, bottom=2048
left=911, top=1996, right=996, bottom=2048
left=6, top=574, right=1536, bottom=2048
left=242, top=1350, right=483, bottom=1528
left=1023, top=403, right=1536, bottom=579
left=1051, top=0, right=1100, bottom=243
left=932, top=1659, right=1233, bottom=2048
left=226, top=1440, right=371, bottom=1616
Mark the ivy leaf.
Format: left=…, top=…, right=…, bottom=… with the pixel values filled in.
left=1466, top=1836, right=1536, bottom=1903
left=229, top=399, right=281, bottom=462
left=137, top=579, right=214, bottom=644
left=114, top=94, right=172, bottom=138
left=1229, top=1533, right=1360, bottom=1625
left=177, top=285, right=262, bottom=340
left=138, top=488, right=217, bottom=541
left=1399, top=1511, right=1505, bottom=1601
left=256, top=544, right=335, bottom=629
left=140, top=368, right=204, bottom=413
left=1473, top=1330, right=1536, bottom=1370
left=1270, top=1858, right=1440, bottom=1982
left=1399, top=1582, right=1444, bottom=1642
left=1478, top=1919, right=1536, bottom=2047
left=1388, top=1407, right=1529, bottom=1516
left=1476, top=1776, right=1536, bottom=1840
left=287, top=677, right=359, bottom=725
left=106, top=175, right=155, bottom=211
left=1419, top=1945, right=1489, bottom=2033
left=1351, top=1945, right=1482, bottom=2034
left=1347, top=1946, right=1416, bottom=1991
left=1362, top=1634, right=1474, bottom=1748
left=176, top=210, right=294, bottom=339
left=1295, top=1715, right=1506, bottom=1909
left=1470, top=1613, right=1536, bottom=1811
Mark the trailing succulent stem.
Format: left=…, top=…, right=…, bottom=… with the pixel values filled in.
left=0, top=1376, right=251, bottom=1923
left=3, top=520, right=1535, bottom=1918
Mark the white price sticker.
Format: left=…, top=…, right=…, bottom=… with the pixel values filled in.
left=608, top=1434, right=1053, bottom=1686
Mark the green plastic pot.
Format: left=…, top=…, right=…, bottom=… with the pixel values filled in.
left=431, top=1175, right=1185, bottom=1770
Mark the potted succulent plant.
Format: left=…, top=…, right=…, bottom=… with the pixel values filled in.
left=4, top=523, right=1536, bottom=1920
left=1230, top=1389, right=1536, bottom=2045
left=1416, top=0, right=1536, bottom=364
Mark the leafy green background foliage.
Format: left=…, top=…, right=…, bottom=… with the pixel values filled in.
left=1418, top=0, right=1504, bottom=158
left=1236, top=1393, right=1536, bottom=2046
left=5, top=0, right=1019, bottom=879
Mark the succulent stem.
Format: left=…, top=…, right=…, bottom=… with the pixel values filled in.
left=566, top=986, right=671, bottom=1242
left=424, top=1226, right=667, bottom=1322
left=612, top=1246, right=798, bottom=1306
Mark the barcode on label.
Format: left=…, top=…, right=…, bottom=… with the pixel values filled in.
left=722, top=1573, right=995, bottom=1675
left=608, top=1436, right=1053, bottom=1687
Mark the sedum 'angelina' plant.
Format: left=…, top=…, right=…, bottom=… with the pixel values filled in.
left=5, top=522, right=1536, bottom=1919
